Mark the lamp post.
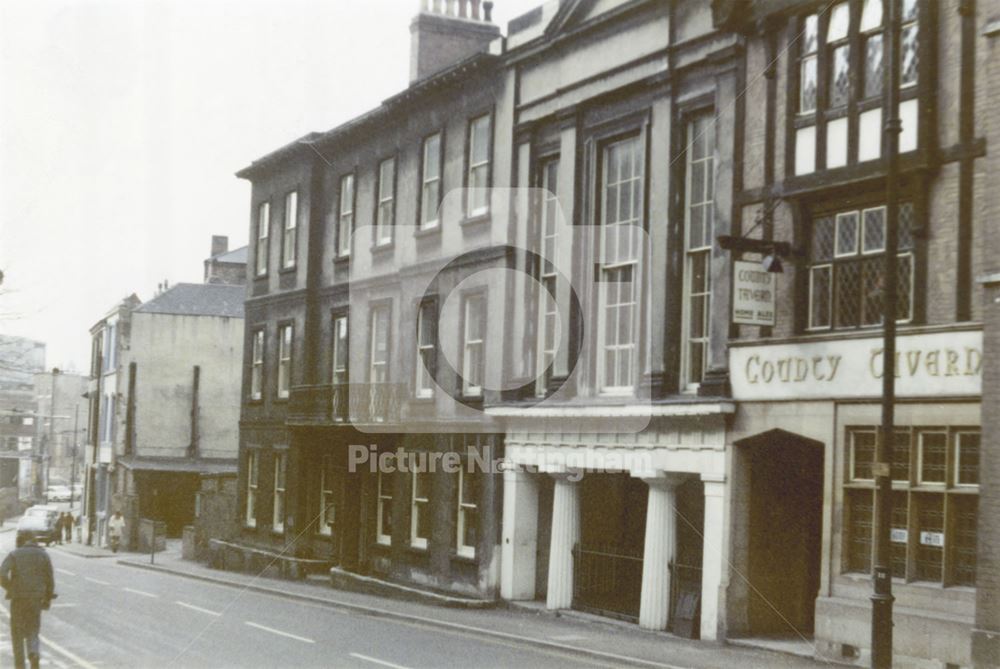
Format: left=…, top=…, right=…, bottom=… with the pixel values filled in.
left=871, top=0, right=902, bottom=667
left=43, top=368, right=61, bottom=503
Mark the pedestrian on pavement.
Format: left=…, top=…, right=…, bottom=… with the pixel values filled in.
left=1, top=533, right=55, bottom=669
left=61, top=513, right=73, bottom=544
left=108, top=510, right=125, bottom=553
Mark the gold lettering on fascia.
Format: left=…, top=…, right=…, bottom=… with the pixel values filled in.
left=745, top=354, right=842, bottom=384
left=870, top=346, right=983, bottom=379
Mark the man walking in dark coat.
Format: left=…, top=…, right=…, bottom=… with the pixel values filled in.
left=0, top=533, right=55, bottom=669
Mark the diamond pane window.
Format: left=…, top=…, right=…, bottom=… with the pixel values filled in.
left=801, top=57, right=817, bottom=113
left=899, top=202, right=915, bottom=250
left=862, top=207, right=886, bottom=253
left=829, top=45, right=850, bottom=108
left=809, top=265, right=832, bottom=329
left=861, top=257, right=883, bottom=326
left=902, top=25, right=918, bottom=87
left=835, top=213, right=859, bottom=257
left=812, top=216, right=835, bottom=261
left=828, top=3, right=850, bottom=41
left=865, top=35, right=884, bottom=99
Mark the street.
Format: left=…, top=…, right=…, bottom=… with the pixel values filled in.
left=0, top=531, right=616, bottom=669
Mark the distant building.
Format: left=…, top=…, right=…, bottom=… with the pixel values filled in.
left=204, top=235, right=248, bottom=286
left=32, top=369, right=87, bottom=497
left=0, top=335, right=45, bottom=503
left=84, top=236, right=246, bottom=550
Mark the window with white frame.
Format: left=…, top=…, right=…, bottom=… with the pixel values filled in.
left=245, top=450, right=259, bottom=527
left=318, top=454, right=335, bottom=536
left=456, top=464, right=478, bottom=558
left=410, top=468, right=430, bottom=549
left=536, top=157, right=560, bottom=396
left=283, top=191, right=297, bottom=269
left=256, top=202, right=270, bottom=276
left=376, top=468, right=392, bottom=545
left=682, top=114, right=715, bottom=389
left=597, top=135, right=642, bottom=393
left=337, top=174, right=354, bottom=257
left=277, top=324, right=292, bottom=399
left=794, top=0, right=921, bottom=175
left=272, top=451, right=287, bottom=532
left=845, top=426, right=979, bottom=586
left=420, top=133, right=442, bottom=229
left=375, top=158, right=395, bottom=245
left=807, top=202, right=914, bottom=330
left=250, top=329, right=264, bottom=400
left=332, top=314, right=348, bottom=386
left=466, top=115, right=491, bottom=217
left=369, top=305, right=390, bottom=384
left=461, top=294, right=485, bottom=397
left=415, top=301, right=436, bottom=398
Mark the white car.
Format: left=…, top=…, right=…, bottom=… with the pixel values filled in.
left=46, top=485, right=72, bottom=502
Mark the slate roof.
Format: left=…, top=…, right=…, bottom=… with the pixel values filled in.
left=212, top=245, right=248, bottom=264
left=134, top=283, right=244, bottom=318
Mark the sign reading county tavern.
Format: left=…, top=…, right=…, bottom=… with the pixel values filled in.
left=732, top=261, right=776, bottom=327
left=730, top=329, right=982, bottom=401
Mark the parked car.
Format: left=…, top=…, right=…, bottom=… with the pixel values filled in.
left=46, top=485, right=72, bottom=502
left=16, top=505, right=60, bottom=545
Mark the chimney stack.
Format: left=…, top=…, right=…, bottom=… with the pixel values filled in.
left=211, top=235, right=229, bottom=258
left=410, top=0, right=500, bottom=83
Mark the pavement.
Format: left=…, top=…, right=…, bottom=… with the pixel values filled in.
left=0, top=531, right=833, bottom=668
left=99, top=542, right=832, bottom=669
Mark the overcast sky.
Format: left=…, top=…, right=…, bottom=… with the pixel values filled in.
left=0, top=0, right=540, bottom=372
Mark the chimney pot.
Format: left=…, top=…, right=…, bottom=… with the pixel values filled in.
left=484, top=1, right=493, bottom=22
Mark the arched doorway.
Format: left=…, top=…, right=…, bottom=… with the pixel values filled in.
left=738, top=429, right=824, bottom=636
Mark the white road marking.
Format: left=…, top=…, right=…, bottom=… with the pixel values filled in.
left=175, top=601, right=221, bottom=617
left=244, top=621, right=315, bottom=644
left=55, top=568, right=76, bottom=577
left=51, top=602, right=78, bottom=608
left=85, top=577, right=110, bottom=586
left=0, top=604, right=99, bottom=669
left=349, top=653, right=411, bottom=669
left=123, top=587, right=158, bottom=598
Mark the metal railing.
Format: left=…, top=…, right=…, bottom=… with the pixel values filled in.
left=289, top=383, right=404, bottom=425
left=571, top=544, right=643, bottom=621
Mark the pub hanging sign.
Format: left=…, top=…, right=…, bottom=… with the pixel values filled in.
left=732, top=260, right=776, bottom=327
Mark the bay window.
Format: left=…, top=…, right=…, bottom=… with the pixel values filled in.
left=597, top=135, right=642, bottom=394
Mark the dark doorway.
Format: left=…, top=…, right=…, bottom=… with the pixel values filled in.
left=746, top=431, right=824, bottom=635
left=136, top=471, right=199, bottom=536
left=574, top=473, right=647, bottom=620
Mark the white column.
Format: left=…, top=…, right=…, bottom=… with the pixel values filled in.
left=637, top=473, right=685, bottom=630
left=546, top=472, right=581, bottom=610
left=500, top=469, right=539, bottom=601
left=700, top=477, right=727, bottom=641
